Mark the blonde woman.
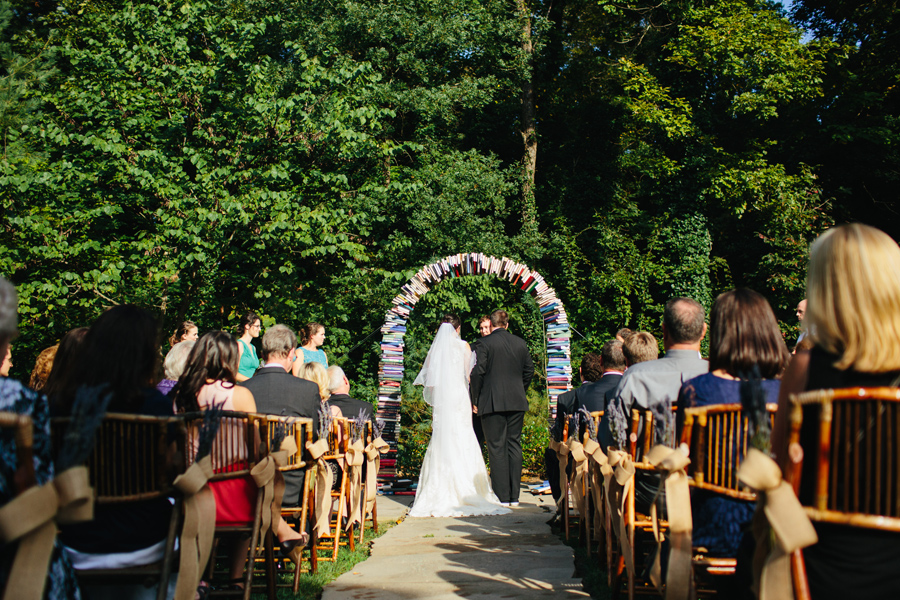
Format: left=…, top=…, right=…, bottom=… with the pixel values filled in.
left=773, top=223, right=900, bottom=600
left=300, top=361, right=331, bottom=402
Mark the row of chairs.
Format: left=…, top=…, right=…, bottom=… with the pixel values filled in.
left=553, top=387, right=900, bottom=599
left=1, top=409, right=384, bottom=600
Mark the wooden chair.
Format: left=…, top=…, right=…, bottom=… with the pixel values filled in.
left=184, top=410, right=267, bottom=600
left=608, top=408, right=668, bottom=600
left=680, top=403, right=777, bottom=589
left=51, top=413, right=187, bottom=600
left=787, top=387, right=900, bottom=600
left=311, top=417, right=353, bottom=563
left=262, top=415, right=315, bottom=595
left=586, top=411, right=605, bottom=564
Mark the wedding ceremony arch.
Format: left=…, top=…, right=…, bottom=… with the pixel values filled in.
left=375, top=252, right=573, bottom=480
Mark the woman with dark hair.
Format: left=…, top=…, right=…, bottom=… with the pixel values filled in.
left=676, top=288, right=788, bottom=558
left=235, top=311, right=261, bottom=381
left=42, top=327, right=88, bottom=405
left=172, top=331, right=306, bottom=584
left=291, top=322, right=327, bottom=376
left=168, top=320, right=198, bottom=347
left=55, top=305, right=175, bottom=597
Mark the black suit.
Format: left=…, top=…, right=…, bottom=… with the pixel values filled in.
left=575, top=372, right=623, bottom=413
left=469, top=328, right=534, bottom=503
left=326, top=393, right=373, bottom=422
left=240, top=365, right=321, bottom=505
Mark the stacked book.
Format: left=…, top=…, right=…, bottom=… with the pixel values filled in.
left=374, top=253, right=574, bottom=483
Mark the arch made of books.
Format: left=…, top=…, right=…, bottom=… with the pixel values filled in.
left=375, top=252, right=572, bottom=482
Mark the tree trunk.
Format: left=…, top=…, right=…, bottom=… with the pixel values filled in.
left=516, top=0, right=538, bottom=237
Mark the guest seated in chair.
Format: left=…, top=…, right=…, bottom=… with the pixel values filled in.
left=53, top=305, right=175, bottom=600
left=677, top=288, right=788, bottom=558
left=0, top=276, right=82, bottom=600
left=773, top=223, right=900, bottom=600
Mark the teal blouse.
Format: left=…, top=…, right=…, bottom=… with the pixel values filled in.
left=299, top=347, right=328, bottom=367
left=238, top=339, right=260, bottom=378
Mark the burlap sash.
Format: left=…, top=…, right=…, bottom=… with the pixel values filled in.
left=568, top=439, right=589, bottom=519
left=738, top=448, right=818, bottom=600
left=345, top=439, right=366, bottom=530
left=306, top=438, right=333, bottom=537
left=645, top=445, right=693, bottom=600
left=364, top=437, right=389, bottom=514
left=583, top=438, right=606, bottom=539
left=0, top=466, right=93, bottom=600
left=549, top=439, right=570, bottom=515
left=605, top=449, right=636, bottom=576
left=251, top=435, right=297, bottom=539
left=173, top=457, right=215, bottom=600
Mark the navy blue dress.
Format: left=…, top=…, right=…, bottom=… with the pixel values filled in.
left=677, top=373, right=781, bottom=557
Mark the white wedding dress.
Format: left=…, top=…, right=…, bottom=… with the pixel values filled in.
left=408, top=323, right=510, bottom=517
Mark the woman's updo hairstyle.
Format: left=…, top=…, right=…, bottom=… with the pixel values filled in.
left=299, top=322, right=324, bottom=346
left=169, top=320, right=197, bottom=347
left=236, top=311, right=260, bottom=336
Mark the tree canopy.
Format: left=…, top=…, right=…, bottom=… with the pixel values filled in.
left=0, top=0, right=890, bottom=397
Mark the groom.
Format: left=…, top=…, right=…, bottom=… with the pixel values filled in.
left=469, top=309, right=534, bottom=506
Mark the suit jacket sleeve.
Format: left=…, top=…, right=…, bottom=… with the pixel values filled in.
left=522, top=346, right=534, bottom=390
left=469, top=340, right=489, bottom=405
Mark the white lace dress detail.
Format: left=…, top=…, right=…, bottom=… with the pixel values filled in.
left=408, top=324, right=510, bottom=517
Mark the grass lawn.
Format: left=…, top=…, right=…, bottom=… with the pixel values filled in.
left=245, top=519, right=398, bottom=599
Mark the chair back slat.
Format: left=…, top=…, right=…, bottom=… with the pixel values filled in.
left=183, top=410, right=264, bottom=481
left=681, top=403, right=776, bottom=501
left=51, top=413, right=186, bottom=503
left=265, top=416, right=313, bottom=469
left=790, top=387, right=900, bottom=531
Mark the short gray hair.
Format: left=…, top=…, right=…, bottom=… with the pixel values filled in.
left=327, top=365, right=346, bottom=393
left=0, top=277, right=17, bottom=344
left=164, top=340, right=195, bottom=380
left=261, top=324, right=296, bottom=360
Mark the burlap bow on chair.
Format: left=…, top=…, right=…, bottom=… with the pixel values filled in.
left=549, top=439, right=570, bottom=515
left=738, top=448, right=818, bottom=600
left=583, top=438, right=606, bottom=539
left=645, top=445, right=693, bottom=600
left=306, top=438, right=333, bottom=537
left=344, top=439, right=366, bottom=530
left=173, top=456, right=215, bottom=600
left=251, top=435, right=298, bottom=539
left=568, top=438, right=589, bottom=520
left=605, top=448, right=636, bottom=577
left=363, top=436, right=389, bottom=515
left=0, top=466, right=93, bottom=600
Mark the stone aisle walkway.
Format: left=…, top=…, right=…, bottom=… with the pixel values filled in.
left=322, top=486, right=591, bottom=600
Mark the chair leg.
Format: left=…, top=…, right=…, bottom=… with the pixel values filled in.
left=242, top=495, right=264, bottom=600
left=264, top=529, right=276, bottom=600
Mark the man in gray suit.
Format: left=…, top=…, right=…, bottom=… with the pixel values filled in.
left=610, top=297, right=708, bottom=419
left=240, top=324, right=320, bottom=506
left=469, top=309, right=534, bottom=507
left=608, top=297, right=707, bottom=512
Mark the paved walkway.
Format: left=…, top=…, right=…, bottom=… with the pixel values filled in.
left=322, top=487, right=591, bottom=600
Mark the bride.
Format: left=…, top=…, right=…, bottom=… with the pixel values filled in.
left=408, top=314, right=510, bottom=517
